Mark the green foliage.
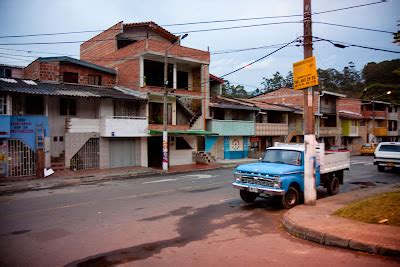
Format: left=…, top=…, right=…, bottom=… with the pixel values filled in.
left=222, top=80, right=249, bottom=98
left=261, top=71, right=293, bottom=92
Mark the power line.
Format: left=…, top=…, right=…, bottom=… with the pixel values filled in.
left=313, top=36, right=400, bottom=53
left=314, top=21, right=395, bottom=34
left=0, top=1, right=386, bottom=39
left=0, top=41, right=301, bottom=60
left=220, top=38, right=301, bottom=78
left=0, top=21, right=302, bottom=46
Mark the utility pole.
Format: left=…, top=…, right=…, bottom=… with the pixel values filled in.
left=162, top=34, right=188, bottom=172
left=162, top=49, right=169, bottom=171
left=303, top=0, right=317, bottom=205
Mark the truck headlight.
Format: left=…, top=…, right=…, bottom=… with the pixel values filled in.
left=273, top=177, right=281, bottom=188
left=234, top=173, right=242, bottom=182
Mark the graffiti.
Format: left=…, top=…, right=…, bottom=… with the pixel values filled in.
left=162, top=140, right=168, bottom=163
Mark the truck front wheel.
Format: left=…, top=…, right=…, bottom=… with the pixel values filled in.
left=240, top=190, right=258, bottom=203
left=327, top=176, right=340, bottom=195
left=281, top=186, right=300, bottom=209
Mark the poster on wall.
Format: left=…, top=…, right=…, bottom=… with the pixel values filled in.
left=229, top=137, right=243, bottom=151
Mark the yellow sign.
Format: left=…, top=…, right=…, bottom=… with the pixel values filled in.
left=293, top=56, right=319, bottom=90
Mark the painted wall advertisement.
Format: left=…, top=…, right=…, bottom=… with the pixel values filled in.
left=0, top=116, right=49, bottom=151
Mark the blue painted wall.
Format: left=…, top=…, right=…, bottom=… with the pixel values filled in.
left=0, top=116, right=11, bottom=138
left=223, top=136, right=248, bottom=160
left=205, top=136, right=218, bottom=152
left=5, top=116, right=49, bottom=151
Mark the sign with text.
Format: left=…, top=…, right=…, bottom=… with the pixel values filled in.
left=293, top=56, right=318, bottom=90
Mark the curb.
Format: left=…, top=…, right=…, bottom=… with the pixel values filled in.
left=0, top=162, right=242, bottom=195
left=282, top=213, right=400, bottom=258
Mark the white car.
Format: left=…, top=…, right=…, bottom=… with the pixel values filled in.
left=373, top=142, right=400, bottom=172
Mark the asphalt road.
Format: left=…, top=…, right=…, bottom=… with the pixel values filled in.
left=0, top=156, right=399, bottom=266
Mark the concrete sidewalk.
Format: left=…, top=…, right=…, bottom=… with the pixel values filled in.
left=283, top=183, right=400, bottom=258
left=0, top=158, right=257, bottom=195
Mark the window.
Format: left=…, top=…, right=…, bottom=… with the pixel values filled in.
left=114, top=100, right=139, bottom=117
left=389, top=106, right=393, bottom=113
left=176, top=137, right=192, bottom=150
left=60, top=98, right=77, bottom=116
left=0, top=67, right=12, bottom=78
left=88, top=74, right=102, bottom=86
left=149, top=102, right=172, bottom=124
left=262, top=149, right=302, bottom=166
left=177, top=71, right=189, bottom=89
left=378, top=145, right=400, bottom=152
left=143, top=60, right=173, bottom=88
left=117, top=38, right=137, bottom=49
left=0, top=94, right=6, bottom=114
left=63, top=72, right=78, bottom=83
left=25, top=95, right=44, bottom=115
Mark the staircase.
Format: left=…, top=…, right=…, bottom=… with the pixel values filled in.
left=195, top=151, right=216, bottom=164
left=51, top=151, right=66, bottom=172
left=176, top=98, right=202, bottom=128
left=285, top=130, right=297, bottom=143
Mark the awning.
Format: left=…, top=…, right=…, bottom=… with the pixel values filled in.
left=149, top=129, right=218, bottom=135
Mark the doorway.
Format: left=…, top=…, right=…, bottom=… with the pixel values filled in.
left=147, top=136, right=163, bottom=168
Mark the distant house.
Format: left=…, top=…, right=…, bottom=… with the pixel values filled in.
left=0, top=64, right=23, bottom=79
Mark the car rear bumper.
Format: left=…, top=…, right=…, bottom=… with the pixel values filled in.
left=374, top=159, right=400, bottom=167
left=232, top=182, right=286, bottom=196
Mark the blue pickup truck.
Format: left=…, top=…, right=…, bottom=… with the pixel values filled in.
left=233, top=143, right=350, bottom=208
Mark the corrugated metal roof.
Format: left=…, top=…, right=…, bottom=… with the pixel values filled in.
left=38, top=57, right=116, bottom=75
left=0, top=78, right=145, bottom=100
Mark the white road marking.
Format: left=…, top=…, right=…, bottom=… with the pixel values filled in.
left=220, top=197, right=238, bottom=202
left=351, top=161, right=369, bottom=165
left=142, top=178, right=177, bottom=184
left=184, top=174, right=213, bottom=180
left=0, top=181, right=231, bottom=219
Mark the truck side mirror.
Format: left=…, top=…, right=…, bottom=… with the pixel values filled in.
left=258, top=157, right=262, bottom=162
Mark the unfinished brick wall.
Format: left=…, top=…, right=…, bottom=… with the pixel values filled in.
left=59, top=63, right=116, bottom=86
left=252, top=88, right=319, bottom=113
left=80, top=22, right=123, bottom=64
left=337, top=98, right=361, bottom=114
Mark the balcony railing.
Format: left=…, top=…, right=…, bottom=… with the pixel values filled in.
left=374, top=127, right=387, bottom=136
left=100, top=116, right=148, bottom=137
left=66, top=118, right=100, bottom=133
left=255, top=123, right=288, bottom=136
left=387, top=130, right=398, bottom=137
left=362, top=110, right=387, bottom=118
left=207, top=119, right=255, bottom=136
left=387, top=112, right=399, bottom=120
left=318, top=127, right=339, bottom=137
left=66, top=116, right=148, bottom=137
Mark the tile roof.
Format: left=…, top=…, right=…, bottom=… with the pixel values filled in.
left=0, top=78, right=145, bottom=100
left=210, top=96, right=259, bottom=111
left=37, top=56, right=116, bottom=75
left=123, top=21, right=178, bottom=43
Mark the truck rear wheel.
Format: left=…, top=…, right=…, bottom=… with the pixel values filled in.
left=378, top=165, right=385, bottom=172
left=281, top=186, right=300, bottom=209
left=327, top=176, right=340, bottom=195
left=240, top=190, right=258, bottom=203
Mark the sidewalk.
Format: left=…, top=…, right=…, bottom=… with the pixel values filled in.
left=0, top=158, right=256, bottom=195
left=283, top=183, right=400, bottom=257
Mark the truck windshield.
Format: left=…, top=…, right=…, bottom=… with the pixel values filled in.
left=262, top=149, right=302, bottom=166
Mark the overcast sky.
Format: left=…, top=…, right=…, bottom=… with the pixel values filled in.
left=0, top=0, right=399, bottom=91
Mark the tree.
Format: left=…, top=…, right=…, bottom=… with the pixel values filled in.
left=261, top=71, right=285, bottom=91
left=222, top=80, right=249, bottom=98
left=284, top=71, right=293, bottom=88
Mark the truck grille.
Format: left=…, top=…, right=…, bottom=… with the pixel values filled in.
left=241, top=176, right=274, bottom=187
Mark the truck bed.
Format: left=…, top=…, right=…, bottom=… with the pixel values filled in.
left=320, top=151, right=350, bottom=174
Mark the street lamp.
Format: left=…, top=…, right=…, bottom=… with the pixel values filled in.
left=162, top=34, right=189, bottom=171
left=369, top=90, right=391, bottom=143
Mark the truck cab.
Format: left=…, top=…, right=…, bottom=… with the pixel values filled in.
left=233, top=143, right=350, bottom=208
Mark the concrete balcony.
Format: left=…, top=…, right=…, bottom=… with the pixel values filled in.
left=255, top=123, right=288, bottom=136
left=362, top=110, right=387, bottom=119
left=100, top=116, right=148, bottom=137
left=387, top=130, right=398, bottom=137
left=66, top=117, right=148, bottom=137
left=374, top=127, right=387, bottom=136
left=319, top=127, right=340, bottom=137
left=207, top=119, right=255, bottom=136
left=342, top=126, right=359, bottom=137
left=66, top=118, right=100, bottom=133
left=387, top=112, right=399, bottom=120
